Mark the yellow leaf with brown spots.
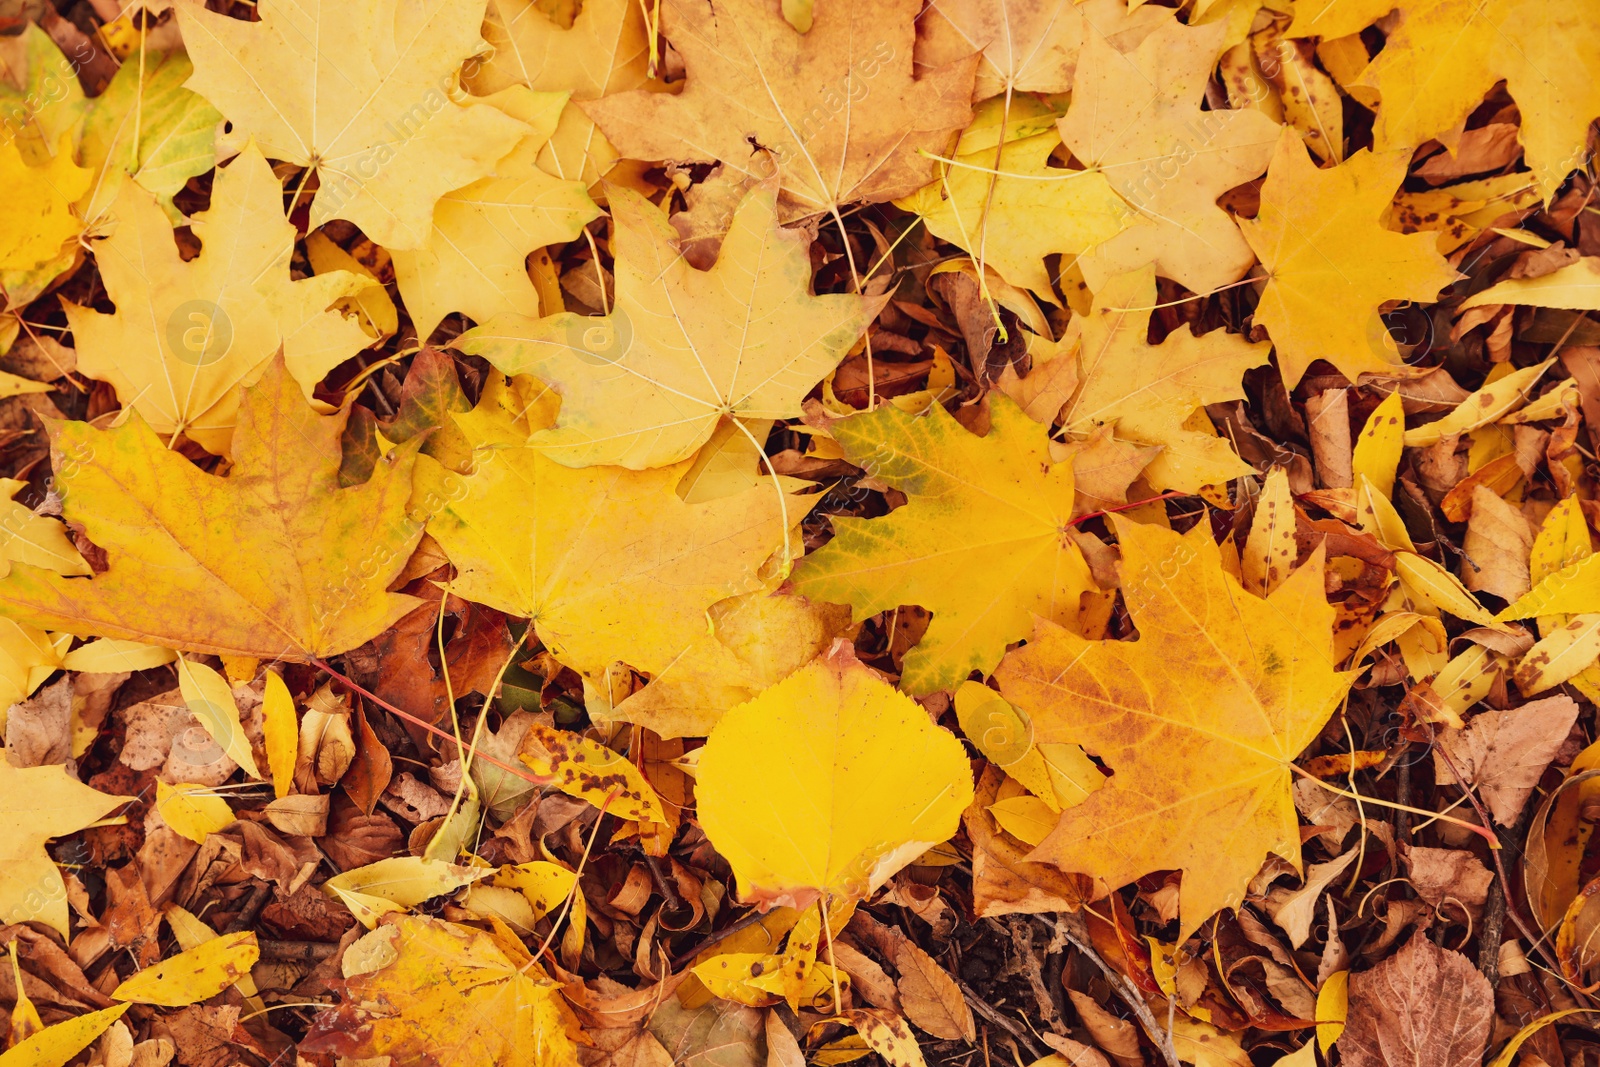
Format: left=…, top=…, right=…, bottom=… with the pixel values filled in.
left=518, top=722, right=666, bottom=824
left=111, top=931, right=260, bottom=1007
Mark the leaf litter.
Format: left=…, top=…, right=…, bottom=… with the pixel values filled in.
left=0, top=0, right=1597, bottom=1065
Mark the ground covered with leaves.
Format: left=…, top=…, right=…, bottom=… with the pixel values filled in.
left=0, top=0, right=1597, bottom=1065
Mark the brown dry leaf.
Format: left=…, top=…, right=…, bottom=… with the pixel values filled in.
left=1433, top=694, right=1579, bottom=825
left=1461, top=485, right=1533, bottom=600
left=1401, top=845, right=1494, bottom=923
left=1066, top=990, right=1143, bottom=1067
left=890, top=938, right=974, bottom=1041
left=584, top=0, right=978, bottom=220
left=1337, top=932, right=1492, bottom=1067
left=913, top=0, right=1168, bottom=100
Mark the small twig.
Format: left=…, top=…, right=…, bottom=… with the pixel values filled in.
left=668, top=907, right=767, bottom=970
left=956, top=978, right=1045, bottom=1059
left=1051, top=914, right=1180, bottom=1067
left=222, top=882, right=273, bottom=935
left=257, top=940, right=339, bottom=963
left=641, top=852, right=688, bottom=922
left=1433, top=743, right=1568, bottom=983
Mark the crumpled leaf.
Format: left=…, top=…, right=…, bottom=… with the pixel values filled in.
left=583, top=0, right=978, bottom=219
left=605, top=589, right=852, bottom=738
left=995, top=518, right=1354, bottom=939
left=792, top=395, right=1095, bottom=695
left=696, top=640, right=974, bottom=908
left=0, top=358, right=426, bottom=660
left=1240, top=129, right=1459, bottom=386
left=459, top=181, right=877, bottom=469
left=65, top=143, right=374, bottom=454
left=175, top=0, right=530, bottom=248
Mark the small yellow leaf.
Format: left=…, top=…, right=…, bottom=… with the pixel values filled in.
left=1351, top=391, right=1405, bottom=498
left=323, top=856, right=488, bottom=928
left=1243, top=467, right=1296, bottom=597
left=1403, top=358, right=1554, bottom=446
left=1395, top=552, right=1504, bottom=629
left=1316, top=970, right=1348, bottom=1052
left=1516, top=615, right=1600, bottom=696
left=177, top=656, right=261, bottom=779
left=155, top=781, right=235, bottom=844
left=59, top=639, right=176, bottom=673
left=493, top=861, right=578, bottom=920
left=697, top=641, right=974, bottom=908
left=8, top=943, right=41, bottom=1045
left=262, top=670, right=297, bottom=799
left=518, top=723, right=666, bottom=824
left=0, top=1004, right=130, bottom=1067
left=112, top=931, right=260, bottom=1007
left=829, top=1009, right=926, bottom=1067
left=987, top=796, right=1058, bottom=847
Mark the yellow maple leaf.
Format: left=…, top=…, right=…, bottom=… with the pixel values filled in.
left=174, top=0, right=530, bottom=249
left=791, top=395, right=1094, bottom=696
left=1058, top=14, right=1281, bottom=296
left=467, top=0, right=657, bottom=185
left=391, top=87, right=600, bottom=339
left=1290, top=0, right=1599, bottom=200
left=994, top=518, right=1354, bottom=939
left=458, top=181, right=877, bottom=469
left=0, top=358, right=425, bottom=660
left=1240, top=129, right=1459, bottom=387
left=696, top=641, right=974, bottom=908
left=66, top=143, right=375, bottom=455
left=0, top=135, right=89, bottom=273
left=896, top=98, right=1135, bottom=302
left=421, top=374, right=808, bottom=678
left=1060, top=266, right=1270, bottom=493
left=0, top=763, right=129, bottom=936
left=302, top=916, right=581, bottom=1067
left=582, top=0, right=978, bottom=220
left=915, top=0, right=1170, bottom=101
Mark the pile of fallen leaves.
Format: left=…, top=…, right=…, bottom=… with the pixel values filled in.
left=0, top=0, right=1598, bottom=1064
